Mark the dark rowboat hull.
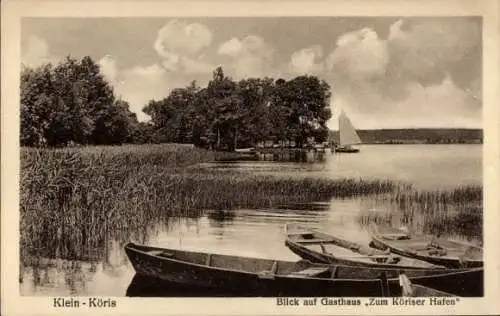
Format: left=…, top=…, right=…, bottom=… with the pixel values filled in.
left=125, top=274, right=455, bottom=298
left=125, top=243, right=482, bottom=297
left=369, top=226, right=483, bottom=269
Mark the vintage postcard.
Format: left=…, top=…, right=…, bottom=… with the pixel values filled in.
left=1, top=0, right=499, bottom=315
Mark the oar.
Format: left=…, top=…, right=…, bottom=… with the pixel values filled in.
left=399, top=271, right=413, bottom=297
left=336, top=255, right=402, bottom=264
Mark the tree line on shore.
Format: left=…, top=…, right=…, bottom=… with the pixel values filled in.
left=21, top=55, right=332, bottom=150
left=329, top=129, right=483, bottom=145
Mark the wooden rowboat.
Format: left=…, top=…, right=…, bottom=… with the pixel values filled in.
left=125, top=242, right=482, bottom=297
left=284, top=225, right=444, bottom=270
left=368, top=225, right=483, bottom=268
left=125, top=273, right=456, bottom=298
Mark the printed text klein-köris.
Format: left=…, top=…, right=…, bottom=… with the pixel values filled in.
left=53, top=297, right=117, bottom=308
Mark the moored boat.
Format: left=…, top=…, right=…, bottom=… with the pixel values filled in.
left=368, top=225, right=483, bottom=269
left=334, top=146, right=360, bottom=153
left=284, top=225, right=444, bottom=270
left=125, top=242, right=482, bottom=297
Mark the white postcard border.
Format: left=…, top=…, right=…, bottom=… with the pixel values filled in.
left=2, top=0, right=499, bottom=315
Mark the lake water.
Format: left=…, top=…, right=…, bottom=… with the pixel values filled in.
left=205, top=144, right=482, bottom=190
left=20, top=144, right=482, bottom=296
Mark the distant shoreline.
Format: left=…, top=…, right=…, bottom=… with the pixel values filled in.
left=329, top=128, right=483, bottom=145
left=359, top=142, right=482, bottom=145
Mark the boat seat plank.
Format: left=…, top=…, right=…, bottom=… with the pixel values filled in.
left=286, top=267, right=331, bottom=278
left=330, top=266, right=339, bottom=279
left=296, top=239, right=334, bottom=244
left=258, top=261, right=278, bottom=279
left=288, top=232, right=318, bottom=236
left=148, top=250, right=174, bottom=257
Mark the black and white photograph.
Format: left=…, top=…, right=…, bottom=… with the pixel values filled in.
left=2, top=0, right=499, bottom=315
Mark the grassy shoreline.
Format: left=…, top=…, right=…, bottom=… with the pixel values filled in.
left=20, top=144, right=483, bottom=261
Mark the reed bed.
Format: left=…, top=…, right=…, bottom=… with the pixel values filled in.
left=358, top=184, right=483, bottom=241
left=22, top=143, right=215, bottom=169
left=20, top=145, right=396, bottom=261
left=387, top=184, right=482, bottom=206
left=20, top=145, right=483, bottom=262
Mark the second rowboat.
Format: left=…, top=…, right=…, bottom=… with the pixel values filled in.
left=368, top=224, right=483, bottom=268
left=284, top=224, right=444, bottom=270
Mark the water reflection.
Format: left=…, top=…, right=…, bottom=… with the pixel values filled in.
left=20, top=196, right=482, bottom=296
left=20, top=199, right=359, bottom=296
left=22, top=258, right=96, bottom=295
left=126, top=274, right=235, bottom=297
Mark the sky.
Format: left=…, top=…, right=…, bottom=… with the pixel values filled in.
left=21, top=17, right=482, bottom=129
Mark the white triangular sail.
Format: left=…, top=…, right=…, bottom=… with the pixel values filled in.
left=338, top=110, right=362, bottom=146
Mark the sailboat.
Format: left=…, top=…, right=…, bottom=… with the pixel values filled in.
left=333, top=110, right=362, bottom=153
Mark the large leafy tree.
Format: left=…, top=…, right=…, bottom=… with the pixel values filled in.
left=269, top=78, right=293, bottom=144
left=20, top=65, right=55, bottom=146
left=142, top=81, right=200, bottom=144
left=140, top=67, right=333, bottom=150
left=93, top=99, right=138, bottom=144
left=207, top=67, right=244, bottom=151
left=20, top=56, right=138, bottom=146
left=190, top=87, right=214, bottom=148
left=171, top=81, right=200, bottom=144
left=274, top=76, right=332, bottom=147
left=21, top=59, right=333, bottom=149
left=48, top=56, right=101, bottom=145
left=237, top=77, right=274, bottom=147
left=75, top=56, right=123, bottom=144
left=129, top=121, right=156, bottom=144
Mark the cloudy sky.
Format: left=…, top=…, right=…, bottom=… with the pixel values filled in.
left=21, top=17, right=482, bottom=129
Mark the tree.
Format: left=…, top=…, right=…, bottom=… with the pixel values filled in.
left=190, top=88, right=213, bottom=148
left=269, top=78, right=293, bottom=144
left=20, top=56, right=143, bottom=147
left=20, top=65, right=54, bottom=146
left=76, top=56, right=118, bottom=144
left=237, top=78, right=274, bottom=147
left=206, top=67, right=244, bottom=151
left=143, top=98, right=176, bottom=142
left=92, top=100, right=138, bottom=144
left=274, top=76, right=332, bottom=147
left=142, top=81, right=200, bottom=144
left=47, top=56, right=98, bottom=145
left=139, top=68, right=333, bottom=150
left=129, top=121, right=156, bottom=144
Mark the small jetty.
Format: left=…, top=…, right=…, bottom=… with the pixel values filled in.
left=256, top=147, right=328, bottom=162
left=213, top=144, right=331, bottom=162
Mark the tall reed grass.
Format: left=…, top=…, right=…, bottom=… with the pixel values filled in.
left=20, top=145, right=397, bottom=261
left=358, top=184, right=483, bottom=241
